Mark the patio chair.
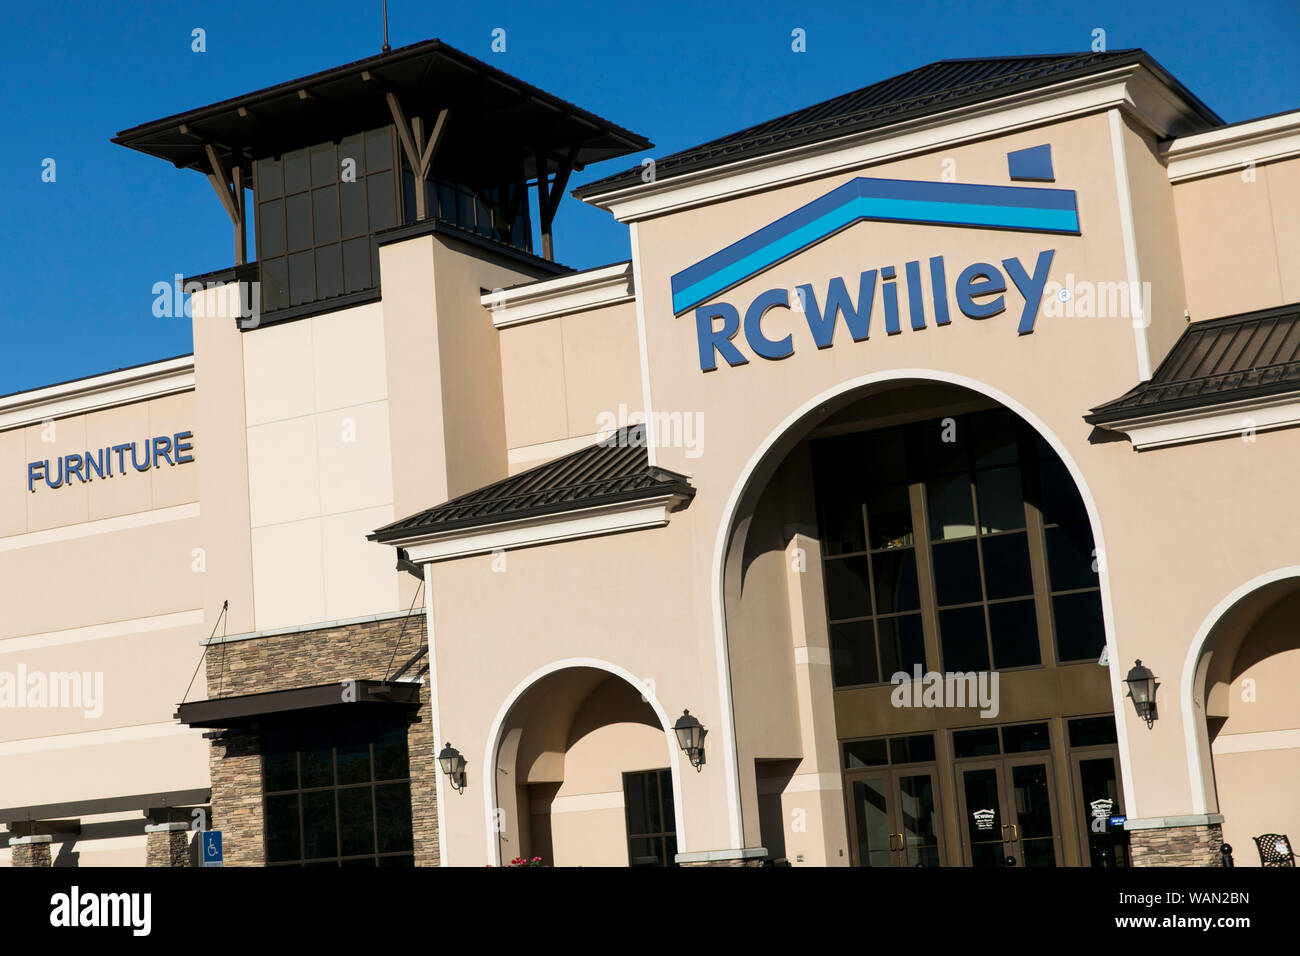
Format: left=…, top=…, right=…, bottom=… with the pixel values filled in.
left=1253, top=833, right=1295, bottom=867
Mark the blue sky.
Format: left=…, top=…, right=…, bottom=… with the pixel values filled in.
left=2, top=0, right=1297, bottom=393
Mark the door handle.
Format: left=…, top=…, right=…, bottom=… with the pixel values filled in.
left=1001, top=824, right=1012, bottom=842
left=895, top=832, right=905, bottom=851
left=888, top=833, right=900, bottom=851
left=1009, top=824, right=1019, bottom=843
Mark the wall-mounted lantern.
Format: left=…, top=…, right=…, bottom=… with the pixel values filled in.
left=1124, top=660, right=1158, bottom=728
left=673, top=709, right=707, bottom=770
left=438, top=742, right=467, bottom=792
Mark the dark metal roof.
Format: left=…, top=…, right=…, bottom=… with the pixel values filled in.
left=574, top=50, right=1221, bottom=198
left=175, top=679, right=420, bottom=728
left=371, top=425, right=694, bottom=542
left=113, top=38, right=652, bottom=183
left=1087, top=303, right=1300, bottom=423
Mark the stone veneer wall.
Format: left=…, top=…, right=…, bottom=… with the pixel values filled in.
left=1129, top=823, right=1225, bottom=866
left=204, top=611, right=437, bottom=866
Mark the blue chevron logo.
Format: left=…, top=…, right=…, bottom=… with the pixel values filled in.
left=670, top=176, right=1080, bottom=316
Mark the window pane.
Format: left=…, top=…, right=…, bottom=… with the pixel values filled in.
left=931, top=539, right=981, bottom=606
left=829, top=620, right=879, bottom=686
left=864, top=427, right=908, bottom=483
left=262, top=727, right=297, bottom=792
left=927, top=474, right=975, bottom=540
left=824, top=555, right=871, bottom=620
left=1068, top=715, right=1118, bottom=748
left=365, top=127, right=392, bottom=170
left=375, top=783, right=414, bottom=853
left=877, top=613, right=925, bottom=678
left=628, top=837, right=661, bottom=867
left=367, top=171, right=396, bottom=231
left=257, top=157, right=282, bottom=199
left=342, top=237, right=371, bottom=293
left=872, top=549, right=919, bottom=613
left=843, top=738, right=889, bottom=768
left=658, top=769, right=674, bottom=824
left=258, top=199, right=285, bottom=257
left=439, top=182, right=456, bottom=221
left=260, top=257, right=287, bottom=312
left=953, top=728, right=1000, bottom=758
left=340, top=179, right=367, bottom=237
left=373, top=718, right=409, bottom=781
left=976, top=466, right=1025, bottom=533
left=310, top=142, right=336, bottom=187
left=335, top=721, right=370, bottom=785
left=939, top=605, right=989, bottom=672
left=312, top=186, right=340, bottom=244
left=981, top=532, right=1033, bottom=600
left=890, top=734, right=936, bottom=764
left=1046, top=522, right=1097, bottom=591
left=339, top=134, right=365, bottom=179
left=458, top=187, right=474, bottom=230
left=265, top=794, right=300, bottom=862
left=288, top=251, right=314, bottom=306
left=378, top=854, right=414, bottom=867
left=624, top=771, right=660, bottom=834
left=988, top=598, right=1040, bottom=668
left=286, top=192, right=312, bottom=252
left=922, top=418, right=968, bottom=475
left=1001, top=722, right=1051, bottom=753
left=315, top=245, right=342, bottom=300
left=338, top=787, right=374, bottom=856
left=1039, top=459, right=1087, bottom=525
left=866, top=482, right=912, bottom=550
left=817, top=483, right=865, bottom=556
left=1054, top=590, right=1106, bottom=662
left=283, top=148, right=310, bottom=194
left=299, top=727, right=333, bottom=788
left=972, top=410, right=1020, bottom=467
left=300, top=790, right=337, bottom=860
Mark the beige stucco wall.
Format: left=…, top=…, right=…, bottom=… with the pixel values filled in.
left=1210, top=591, right=1300, bottom=864
left=498, top=300, right=643, bottom=470
left=1172, top=154, right=1300, bottom=320
left=0, top=384, right=208, bottom=866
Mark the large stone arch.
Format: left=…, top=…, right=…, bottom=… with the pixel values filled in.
left=481, top=657, right=686, bottom=866
left=706, top=368, right=1136, bottom=850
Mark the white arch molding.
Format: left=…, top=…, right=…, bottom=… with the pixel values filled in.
left=1180, top=565, right=1300, bottom=816
left=481, top=657, right=688, bottom=866
left=709, top=368, right=1139, bottom=846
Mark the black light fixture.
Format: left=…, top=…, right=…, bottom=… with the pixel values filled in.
left=1124, top=660, right=1158, bottom=728
left=438, top=742, right=467, bottom=792
left=673, top=709, right=707, bottom=770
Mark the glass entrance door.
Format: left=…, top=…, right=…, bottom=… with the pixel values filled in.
left=1071, top=749, right=1131, bottom=867
left=957, top=756, right=1061, bottom=866
left=846, top=768, right=944, bottom=866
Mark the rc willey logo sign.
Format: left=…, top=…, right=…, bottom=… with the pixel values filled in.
left=670, top=146, right=1080, bottom=372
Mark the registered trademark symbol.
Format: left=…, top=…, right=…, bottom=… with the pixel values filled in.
left=1058, top=288, right=1072, bottom=302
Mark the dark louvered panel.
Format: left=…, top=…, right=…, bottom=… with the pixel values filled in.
left=1088, top=304, right=1300, bottom=423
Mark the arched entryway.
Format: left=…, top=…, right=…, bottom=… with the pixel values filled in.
left=1184, top=570, right=1300, bottom=865
left=713, top=373, right=1132, bottom=867
left=484, top=661, right=684, bottom=866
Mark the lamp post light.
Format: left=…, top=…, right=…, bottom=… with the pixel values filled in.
left=438, top=742, right=467, bottom=792
left=1124, top=660, right=1158, bottom=728
left=673, top=709, right=707, bottom=770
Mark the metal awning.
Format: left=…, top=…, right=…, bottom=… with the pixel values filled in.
left=175, top=679, right=420, bottom=728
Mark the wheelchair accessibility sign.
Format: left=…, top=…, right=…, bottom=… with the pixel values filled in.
left=202, top=830, right=223, bottom=867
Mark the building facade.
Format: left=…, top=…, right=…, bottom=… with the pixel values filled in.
left=4, top=40, right=1300, bottom=868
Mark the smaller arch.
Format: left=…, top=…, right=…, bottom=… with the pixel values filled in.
left=1180, top=565, right=1300, bottom=816
left=482, top=657, right=687, bottom=865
